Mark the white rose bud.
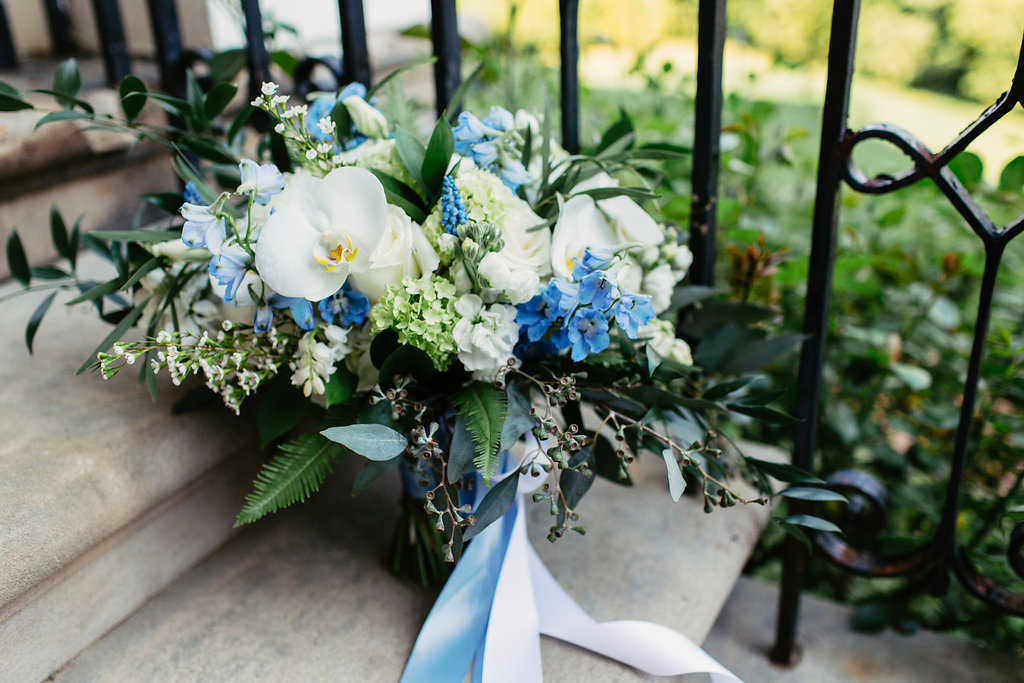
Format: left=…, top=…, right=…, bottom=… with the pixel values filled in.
left=343, top=96, right=389, bottom=139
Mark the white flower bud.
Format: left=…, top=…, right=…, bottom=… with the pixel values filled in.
left=343, top=96, right=389, bottom=139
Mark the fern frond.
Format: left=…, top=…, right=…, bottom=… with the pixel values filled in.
left=235, top=433, right=342, bottom=526
left=452, top=383, right=507, bottom=484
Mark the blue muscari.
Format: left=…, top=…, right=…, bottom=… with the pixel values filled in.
left=440, top=177, right=468, bottom=235
left=515, top=249, right=655, bottom=361
left=318, top=283, right=370, bottom=327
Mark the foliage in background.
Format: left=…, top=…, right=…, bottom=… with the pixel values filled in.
left=453, top=12, right=1024, bottom=654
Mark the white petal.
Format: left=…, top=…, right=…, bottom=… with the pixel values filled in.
left=550, top=195, right=617, bottom=279
left=254, top=206, right=346, bottom=300
left=318, top=167, right=388, bottom=274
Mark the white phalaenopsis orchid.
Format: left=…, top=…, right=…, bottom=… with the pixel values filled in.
left=254, top=166, right=387, bottom=302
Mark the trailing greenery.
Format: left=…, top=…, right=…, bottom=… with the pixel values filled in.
left=452, top=383, right=508, bottom=485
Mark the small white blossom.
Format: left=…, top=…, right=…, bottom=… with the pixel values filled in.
left=261, top=81, right=279, bottom=96
left=274, top=123, right=286, bottom=134
left=283, top=104, right=308, bottom=119
left=270, top=95, right=289, bottom=107
left=318, top=117, right=336, bottom=136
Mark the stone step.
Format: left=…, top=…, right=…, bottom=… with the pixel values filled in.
left=703, top=577, right=1023, bottom=682
left=53, top=439, right=782, bottom=682
left=0, top=254, right=258, bottom=683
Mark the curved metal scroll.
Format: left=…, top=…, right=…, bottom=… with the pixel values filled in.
left=808, top=35, right=1024, bottom=615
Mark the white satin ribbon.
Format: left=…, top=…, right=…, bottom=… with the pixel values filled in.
left=477, top=456, right=742, bottom=682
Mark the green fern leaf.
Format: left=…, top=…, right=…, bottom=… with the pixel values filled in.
left=235, top=433, right=342, bottom=526
left=452, top=383, right=507, bottom=485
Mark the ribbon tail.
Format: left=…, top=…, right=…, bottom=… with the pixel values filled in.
left=400, top=501, right=519, bottom=683
left=480, top=496, right=542, bottom=683
left=528, top=542, right=743, bottom=682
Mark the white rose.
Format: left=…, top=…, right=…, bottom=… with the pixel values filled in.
left=572, top=172, right=663, bottom=246
left=478, top=252, right=541, bottom=305
left=348, top=205, right=440, bottom=302
left=453, top=294, right=520, bottom=381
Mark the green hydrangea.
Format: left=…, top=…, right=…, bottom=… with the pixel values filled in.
left=371, top=273, right=459, bottom=370
left=335, top=139, right=415, bottom=187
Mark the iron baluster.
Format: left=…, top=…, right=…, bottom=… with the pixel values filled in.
left=688, top=0, right=726, bottom=288
left=338, top=0, right=371, bottom=87
left=771, top=0, right=861, bottom=665
left=0, top=0, right=15, bottom=69
left=43, top=0, right=76, bottom=57
left=558, top=0, right=579, bottom=155
left=430, top=0, right=460, bottom=118
left=145, top=0, right=184, bottom=97
left=90, top=0, right=132, bottom=85
left=240, top=0, right=271, bottom=106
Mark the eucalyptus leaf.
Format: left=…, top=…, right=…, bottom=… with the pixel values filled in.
left=500, top=384, right=534, bottom=451
left=34, top=110, right=90, bottom=131
left=6, top=230, right=30, bottom=286
left=782, top=514, right=843, bottom=533
left=662, top=449, right=687, bottom=502
left=352, top=456, right=402, bottom=496
left=204, top=82, right=238, bottom=120
left=463, top=474, right=518, bottom=540
left=447, top=415, right=476, bottom=483
left=49, top=206, right=69, bottom=259
left=780, top=486, right=848, bottom=503
left=321, top=423, right=409, bottom=461
left=119, top=75, right=147, bottom=123
left=25, top=291, right=57, bottom=354
left=745, top=456, right=824, bottom=484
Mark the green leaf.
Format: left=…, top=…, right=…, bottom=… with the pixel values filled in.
left=257, top=380, right=308, bottom=447
left=368, top=169, right=427, bottom=223
left=421, top=117, right=454, bottom=195
left=662, top=448, right=687, bottom=502
left=727, top=403, right=800, bottom=425
left=25, top=291, right=57, bottom=354
left=67, top=216, right=81, bottom=269
left=185, top=69, right=205, bottom=120
left=448, top=415, right=477, bottom=483
left=378, top=344, right=435, bottom=386
left=850, top=602, right=889, bottom=634
left=49, top=206, right=69, bottom=259
left=203, top=82, right=238, bottom=120
left=745, top=456, right=824, bottom=484
left=226, top=105, right=253, bottom=147
left=702, top=376, right=756, bottom=401
left=321, top=423, right=409, bottom=461
left=395, top=128, right=426, bottom=191
left=463, top=474, right=518, bottom=540
left=669, top=285, right=718, bottom=310
left=999, top=155, right=1024, bottom=193
left=120, top=257, right=162, bottom=291
left=890, top=362, right=932, bottom=392
left=6, top=230, right=30, bottom=286
left=719, top=333, right=805, bottom=373
left=66, top=276, right=123, bottom=305
left=948, top=151, right=983, bottom=188
left=780, top=486, right=848, bottom=503
left=30, top=265, right=69, bottom=279
left=782, top=514, right=842, bottom=533
left=596, top=109, right=634, bottom=153
left=352, top=456, right=402, bottom=496
left=119, top=75, right=147, bottom=123
left=77, top=297, right=150, bottom=374
left=570, top=186, right=657, bottom=202
left=561, top=450, right=596, bottom=508
left=142, top=192, right=187, bottom=215
left=28, top=88, right=94, bottom=113
left=452, top=383, right=508, bottom=485
left=500, top=384, right=534, bottom=451
left=325, top=366, right=357, bottom=407
left=235, top=434, right=342, bottom=525
left=52, top=58, right=82, bottom=108
left=90, top=229, right=182, bottom=242
left=179, top=136, right=236, bottom=164
left=33, top=110, right=90, bottom=131
left=0, top=80, right=33, bottom=111
left=443, top=61, right=485, bottom=122
left=366, top=56, right=437, bottom=100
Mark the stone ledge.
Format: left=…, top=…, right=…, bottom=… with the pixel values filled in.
left=0, top=253, right=253, bottom=614
left=54, top=441, right=780, bottom=682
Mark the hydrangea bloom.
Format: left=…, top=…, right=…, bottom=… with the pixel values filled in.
left=371, top=274, right=459, bottom=369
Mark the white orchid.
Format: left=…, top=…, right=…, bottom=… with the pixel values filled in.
left=254, top=167, right=387, bottom=302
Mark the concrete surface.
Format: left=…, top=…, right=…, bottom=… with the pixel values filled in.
left=704, top=578, right=1023, bottom=683
left=55, top=444, right=781, bottom=682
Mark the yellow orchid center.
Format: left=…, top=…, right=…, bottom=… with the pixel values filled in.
left=315, top=233, right=358, bottom=272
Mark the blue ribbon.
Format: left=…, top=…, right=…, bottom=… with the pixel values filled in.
left=400, top=456, right=519, bottom=683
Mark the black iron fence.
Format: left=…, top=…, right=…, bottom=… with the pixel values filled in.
left=1, top=0, right=1022, bottom=665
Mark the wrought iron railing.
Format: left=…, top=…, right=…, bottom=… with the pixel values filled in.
left=1, top=0, right=1021, bottom=665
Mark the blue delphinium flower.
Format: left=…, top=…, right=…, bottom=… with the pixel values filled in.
left=208, top=249, right=251, bottom=303
left=571, top=246, right=618, bottom=279
left=183, top=181, right=201, bottom=205
left=566, top=308, right=611, bottom=361
left=611, top=294, right=655, bottom=338
left=575, top=271, right=618, bottom=311
left=306, top=95, right=337, bottom=142
left=237, top=159, right=285, bottom=205
left=440, top=177, right=468, bottom=235
left=253, top=305, right=273, bottom=333
left=450, top=108, right=533, bottom=192
left=269, top=294, right=314, bottom=331
left=180, top=202, right=226, bottom=255
left=318, top=283, right=371, bottom=326
left=517, top=281, right=570, bottom=342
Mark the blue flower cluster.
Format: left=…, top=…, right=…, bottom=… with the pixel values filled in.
left=440, top=177, right=468, bottom=235
left=516, top=249, right=655, bottom=362
left=318, top=283, right=370, bottom=327
left=452, top=106, right=532, bottom=191
left=183, top=181, right=201, bottom=205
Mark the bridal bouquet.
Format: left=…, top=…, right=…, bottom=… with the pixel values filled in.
left=4, top=60, right=810, bottom=680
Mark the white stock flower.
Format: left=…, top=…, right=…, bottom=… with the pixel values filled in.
left=348, top=205, right=440, bottom=302
left=641, top=318, right=693, bottom=370
left=254, top=167, right=387, bottom=301
left=453, top=294, right=519, bottom=381
left=641, top=263, right=676, bottom=314
left=478, top=252, right=540, bottom=305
